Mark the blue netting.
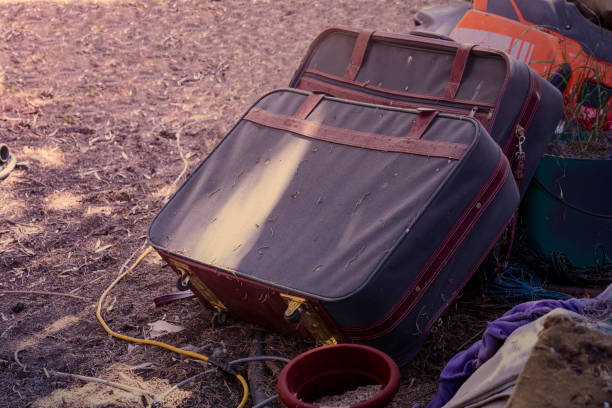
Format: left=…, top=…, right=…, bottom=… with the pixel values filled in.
left=487, top=265, right=570, bottom=301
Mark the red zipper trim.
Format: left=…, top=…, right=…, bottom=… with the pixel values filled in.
left=390, top=215, right=511, bottom=359
left=342, top=153, right=510, bottom=340
left=297, top=76, right=491, bottom=126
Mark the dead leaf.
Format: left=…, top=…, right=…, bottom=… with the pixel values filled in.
left=147, top=320, right=185, bottom=339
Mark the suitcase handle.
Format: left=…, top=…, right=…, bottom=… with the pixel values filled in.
left=343, top=30, right=474, bottom=101
left=344, top=29, right=374, bottom=81
left=406, top=109, right=439, bottom=139
left=293, top=93, right=325, bottom=119
left=293, top=94, right=438, bottom=140
left=444, top=43, right=476, bottom=99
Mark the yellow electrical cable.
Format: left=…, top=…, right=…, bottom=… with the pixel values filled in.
left=96, top=245, right=249, bottom=408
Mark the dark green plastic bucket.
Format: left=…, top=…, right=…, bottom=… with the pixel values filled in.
left=522, top=154, right=612, bottom=268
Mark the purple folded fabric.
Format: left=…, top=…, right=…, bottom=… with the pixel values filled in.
left=424, top=291, right=609, bottom=408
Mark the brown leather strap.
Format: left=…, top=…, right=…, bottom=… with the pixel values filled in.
left=443, top=44, right=475, bottom=99
left=293, top=93, right=325, bottom=119
left=405, top=110, right=438, bottom=139
left=244, top=108, right=467, bottom=160
left=344, top=29, right=374, bottom=81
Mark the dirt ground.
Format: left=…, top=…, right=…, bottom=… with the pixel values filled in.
left=0, top=0, right=529, bottom=407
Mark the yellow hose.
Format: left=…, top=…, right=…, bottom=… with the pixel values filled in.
left=96, top=245, right=249, bottom=408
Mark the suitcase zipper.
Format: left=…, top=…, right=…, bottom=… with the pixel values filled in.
left=342, top=154, right=510, bottom=340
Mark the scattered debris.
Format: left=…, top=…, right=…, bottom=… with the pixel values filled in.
left=0, top=290, right=90, bottom=301
left=147, top=320, right=186, bottom=339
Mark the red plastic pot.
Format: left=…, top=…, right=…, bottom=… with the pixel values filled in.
left=277, top=344, right=400, bottom=408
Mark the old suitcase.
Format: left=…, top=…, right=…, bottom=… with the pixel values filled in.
left=289, top=27, right=564, bottom=196
left=148, top=89, right=519, bottom=365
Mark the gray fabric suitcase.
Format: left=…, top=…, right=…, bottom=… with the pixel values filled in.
left=148, top=89, right=519, bottom=364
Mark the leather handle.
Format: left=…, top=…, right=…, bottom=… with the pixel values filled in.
left=405, top=109, right=438, bottom=139
left=344, top=29, right=375, bottom=81
left=293, top=93, right=325, bottom=119
left=296, top=95, right=438, bottom=140
left=443, top=44, right=476, bottom=99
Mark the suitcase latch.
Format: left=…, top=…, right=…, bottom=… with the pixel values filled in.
left=280, top=294, right=337, bottom=345
left=168, top=259, right=228, bottom=312
left=515, top=124, right=526, bottom=157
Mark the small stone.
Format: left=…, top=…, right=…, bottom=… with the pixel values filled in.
left=12, top=303, right=25, bottom=314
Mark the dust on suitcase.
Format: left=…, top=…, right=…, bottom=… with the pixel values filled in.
left=148, top=88, right=519, bottom=364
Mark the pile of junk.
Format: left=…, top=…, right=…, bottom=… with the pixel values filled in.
left=96, top=0, right=612, bottom=407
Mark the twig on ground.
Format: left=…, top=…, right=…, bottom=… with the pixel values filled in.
left=6, top=220, right=37, bottom=227
left=14, top=349, right=26, bottom=372
left=16, top=240, right=35, bottom=257
left=117, top=240, right=148, bottom=276
left=0, top=290, right=90, bottom=301
left=172, top=127, right=189, bottom=186
left=86, top=275, right=105, bottom=286
left=48, top=369, right=158, bottom=400
left=126, top=362, right=156, bottom=371
left=170, top=120, right=205, bottom=186
left=12, top=385, right=22, bottom=399
left=1, top=324, right=15, bottom=338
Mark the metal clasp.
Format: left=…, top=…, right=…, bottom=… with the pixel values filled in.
left=167, top=259, right=227, bottom=312
left=515, top=125, right=526, bottom=157
left=280, top=294, right=337, bottom=345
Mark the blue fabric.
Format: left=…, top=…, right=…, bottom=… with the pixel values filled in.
left=424, top=288, right=611, bottom=408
